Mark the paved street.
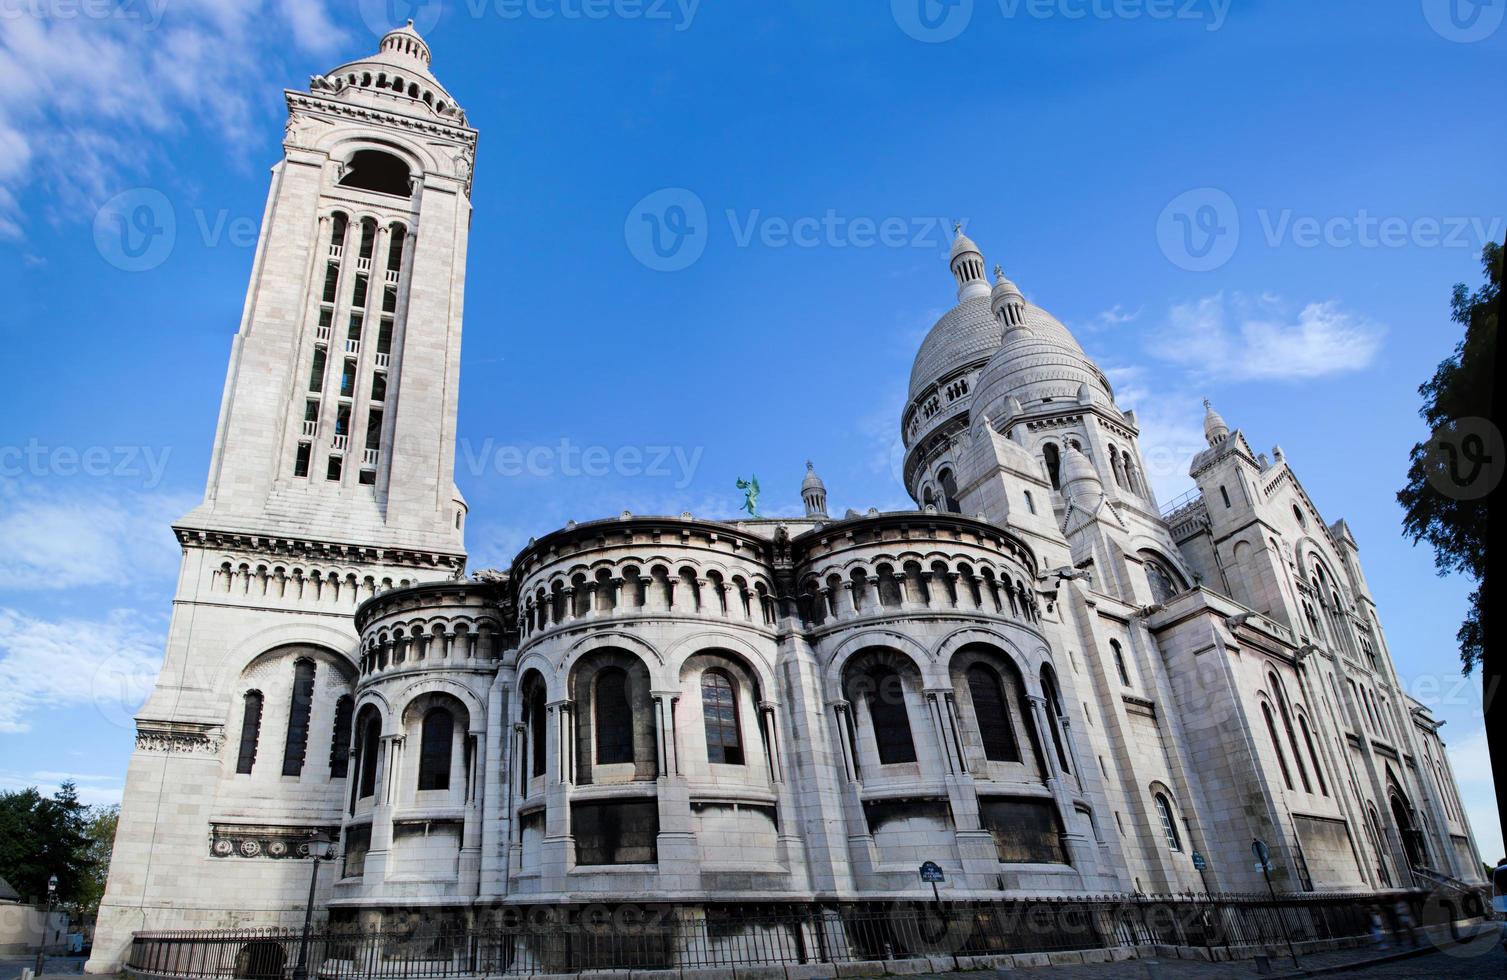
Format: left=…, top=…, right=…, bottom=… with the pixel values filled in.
left=915, top=933, right=1507, bottom=978
left=0, top=957, right=84, bottom=980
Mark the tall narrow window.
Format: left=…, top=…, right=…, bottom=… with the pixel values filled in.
left=1220, top=485, right=1231, bottom=508
left=967, top=664, right=1020, bottom=762
left=1024, top=490, right=1036, bottom=515
left=938, top=468, right=961, bottom=513
left=308, top=347, right=327, bottom=393
left=1041, top=666, right=1071, bottom=774
left=701, top=670, right=744, bottom=765
left=329, top=695, right=353, bottom=779
left=1043, top=443, right=1061, bottom=490
left=1110, top=640, right=1131, bottom=687
left=1154, top=793, right=1182, bottom=851
left=340, top=359, right=357, bottom=397
left=1270, top=672, right=1312, bottom=793
left=293, top=443, right=311, bottom=478
left=865, top=666, right=917, bottom=764
left=1261, top=702, right=1294, bottom=790
left=281, top=659, right=316, bottom=776
left=387, top=225, right=406, bottom=274
left=357, top=713, right=380, bottom=799
left=527, top=684, right=547, bottom=778
left=594, top=667, right=635, bottom=765
left=417, top=708, right=454, bottom=791
left=1299, top=715, right=1328, bottom=797
left=236, top=691, right=263, bottom=774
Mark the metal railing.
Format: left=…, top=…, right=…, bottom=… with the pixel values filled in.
left=124, top=891, right=1455, bottom=979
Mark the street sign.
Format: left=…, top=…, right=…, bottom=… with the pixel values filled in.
left=919, top=861, right=945, bottom=883
left=1192, top=851, right=1207, bottom=871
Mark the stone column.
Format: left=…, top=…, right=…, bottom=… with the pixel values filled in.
left=652, top=691, right=697, bottom=891
left=1027, top=693, right=1094, bottom=871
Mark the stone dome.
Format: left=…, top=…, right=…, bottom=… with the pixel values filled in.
left=969, top=327, right=1115, bottom=426
left=907, top=297, right=1087, bottom=401
left=318, top=21, right=465, bottom=123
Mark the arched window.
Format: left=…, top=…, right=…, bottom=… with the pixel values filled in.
left=1269, top=672, right=1312, bottom=793
left=865, top=666, right=917, bottom=764
left=1220, top=485, right=1231, bottom=508
left=1041, top=666, right=1071, bottom=774
left=417, top=708, right=453, bottom=791
left=1110, top=640, right=1131, bottom=687
left=594, top=667, right=635, bottom=765
left=328, top=695, right=353, bottom=779
left=236, top=691, right=263, bottom=774
left=1153, top=793, right=1182, bottom=851
left=356, top=710, right=381, bottom=800
left=701, top=670, right=744, bottom=765
left=1043, top=443, right=1061, bottom=490
left=937, top=468, right=961, bottom=513
left=967, top=665, right=1020, bottom=763
left=337, top=149, right=413, bottom=197
left=526, top=682, right=547, bottom=779
left=1141, top=553, right=1183, bottom=604
left=1298, top=715, right=1328, bottom=797
left=281, top=659, right=316, bottom=776
left=921, top=486, right=936, bottom=509
left=1261, top=702, right=1294, bottom=790
left=1023, top=490, right=1036, bottom=515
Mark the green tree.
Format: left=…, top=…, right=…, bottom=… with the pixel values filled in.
left=1397, top=240, right=1502, bottom=856
left=77, top=805, right=119, bottom=923
left=0, top=782, right=93, bottom=906
left=1398, top=241, right=1499, bottom=671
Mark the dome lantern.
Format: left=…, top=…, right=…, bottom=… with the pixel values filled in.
left=801, top=461, right=829, bottom=519
left=949, top=223, right=990, bottom=302
left=1203, top=398, right=1230, bottom=446
left=990, top=265, right=1028, bottom=338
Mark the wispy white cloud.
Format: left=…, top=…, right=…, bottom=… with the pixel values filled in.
left=1147, top=293, right=1384, bottom=381
left=0, top=0, right=348, bottom=237
left=0, top=607, right=163, bottom=734
left=0, top=487, right=193, bottom=591
left=1100, top=364, right=1207, bottom=505
left=0, top=768, right=124, bottom=806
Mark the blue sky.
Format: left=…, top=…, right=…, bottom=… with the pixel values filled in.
left=0, top=0, right=1503, bottom=861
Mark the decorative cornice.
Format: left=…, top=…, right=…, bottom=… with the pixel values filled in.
left=286, top=91, right=477, bottom=145
left=135, top=721, right=223, bottom=756
left=174, top=526, right=465, bottom=571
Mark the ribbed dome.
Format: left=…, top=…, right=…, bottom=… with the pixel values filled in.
left=907, top=297, right=1086, bottom=401
left=320, top=22, right=464, bottom=122
left=801, top=460, right=826, bottom=492
left=970, top=328, right=1114, bottom=425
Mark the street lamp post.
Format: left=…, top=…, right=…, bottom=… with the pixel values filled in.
left=290, top=832, right=337, bottom=980
left=33, top=874, right=57, bottom=977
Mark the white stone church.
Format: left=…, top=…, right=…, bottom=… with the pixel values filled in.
left=87, top=23, right=1483, bottom=974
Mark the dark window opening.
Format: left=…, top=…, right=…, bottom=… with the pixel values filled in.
left=236, top=691, right=263, bottom=774
left=573, top=799, right=658, bottom=865
left=527, top=683, right=547, bottom=779
left=1043, top=443, right=1061, bottom=490
left=967, top=664, right=1020, bottom=762
left=326, top=455, right=343, bottom=481
left=281, top=659, right=316, bottom=776
left=293, top=443, right=311, bottom=478
left=594, top=667, right=635, bottom=764
left=864, top=666, right=917, bottom=764
left=338, top=150, right=413, bottom=197
left=417, top=707, right=454, bottom=791
left=357, top=713, right=380, bottom=799
left=329, top=695, right=353, bottom=779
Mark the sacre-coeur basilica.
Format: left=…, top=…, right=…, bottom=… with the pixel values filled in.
left=85, top=22, right=1484, bottom=975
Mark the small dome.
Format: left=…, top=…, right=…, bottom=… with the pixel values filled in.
left=319, top=20, right=464, bottom=123
left=1203, top=398, right=1230, bottom=445
left=907, top=298, right=1086, bottom=402
left=1060, top=444, right=1103, bottom=495
left=949, top=226, right=982, bottom=262
left=968, top=324, right=1115, bottom=428
left=990, top=265, right=1027, bottom=335
left=801, top=460, right=826, bottom=492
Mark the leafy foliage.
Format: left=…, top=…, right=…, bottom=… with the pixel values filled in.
left=0, top=782, right=92, bottom=906
left=1398, top=242, right=1500, bottom=672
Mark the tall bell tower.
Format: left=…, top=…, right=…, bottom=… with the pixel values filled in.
left=87, top=25, right=477, bottom=973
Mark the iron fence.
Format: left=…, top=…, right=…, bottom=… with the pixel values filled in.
left=125, top=890, right=1456, bottom=978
